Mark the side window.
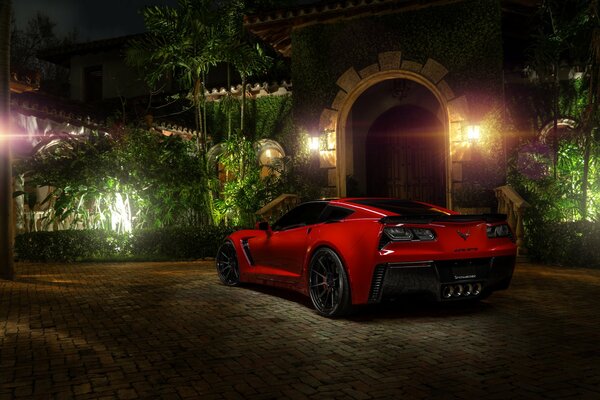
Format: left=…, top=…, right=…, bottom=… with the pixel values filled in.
left=273, top=202, right=328, bottom=231
left=318, top=206, right=354, bottom=223
left=84, top=65, right=103, bottom=102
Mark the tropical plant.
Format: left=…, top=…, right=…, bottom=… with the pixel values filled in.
left=126, top=0, right=221, bottom=153
left=578, top=0, right=600, bottom=219
left=523, top=0, right=600, bottom=220
left=127, top=0, right=277, bottom=224
left=13, top=127, right=212, bottom=232
left=217, top=0, right=272, bottom=135
left=510, top=135, right=600, bottom=221
left=527, top=0, right=585, bottom=177
left=214, top=131, right=280, bottom=227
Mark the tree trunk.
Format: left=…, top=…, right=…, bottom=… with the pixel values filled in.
left=552, top=61, right=559, bottom=180
left=240, top=75, right=246, bottom=135
left=0, top=0, right=15, bottom=280
left=581, top=129, right=592, bottom=220
left=227, top=64, right=231, bottom=139
left=201, top=73, right=207, bottom=151
left=193, top=78, right=203, bottom=154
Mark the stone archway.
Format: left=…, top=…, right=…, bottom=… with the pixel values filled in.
left=318, top=52, right=472, bottom=208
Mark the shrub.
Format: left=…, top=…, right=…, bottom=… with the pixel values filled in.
left=525, top=220, right=600, bottom=268
left=15, top=226, right=234, bottom=262
left=15, top=230, right=131, bottom=262
left=130, top=226, right=234, bottom=260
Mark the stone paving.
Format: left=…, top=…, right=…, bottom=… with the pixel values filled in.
left=1, top=261, right=599, bottom=399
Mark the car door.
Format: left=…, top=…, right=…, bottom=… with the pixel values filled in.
left=249, top=202, right=327, bottom=278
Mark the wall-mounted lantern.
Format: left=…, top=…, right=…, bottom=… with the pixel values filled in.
left=309, top=135, right=320, bottom=151
left=467, top=124, right=481, bottom=142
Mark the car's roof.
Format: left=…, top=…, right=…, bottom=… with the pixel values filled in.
left=329, top=198, right=452, bottom=217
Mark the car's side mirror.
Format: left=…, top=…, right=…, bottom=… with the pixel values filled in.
left=255, top=221, right=271, bottom=231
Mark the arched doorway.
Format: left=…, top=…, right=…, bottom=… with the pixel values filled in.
left=365, top=104, right=446, bottom=205
left=344, top=77, right=447, bottom=206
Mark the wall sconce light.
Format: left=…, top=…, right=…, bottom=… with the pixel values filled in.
left=325, top=130, right=336, bottom=151
left=467, top=124, right=481, bottom=141
left=309, top=136, right=320, bottom=151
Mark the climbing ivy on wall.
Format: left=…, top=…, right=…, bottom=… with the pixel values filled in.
left=291, top=0, right=504, bottom=131
left=205, top=95, right=294, bottom=145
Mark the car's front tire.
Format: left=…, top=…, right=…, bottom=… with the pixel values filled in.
left=308, top=247, right=352, bottom=317
left=216, top=240, right=240, bottom=286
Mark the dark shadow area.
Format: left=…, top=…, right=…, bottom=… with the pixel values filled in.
left=239, top=283, right=493, bottom=321
left=240, top=283, right=313, bottom=309
left=349, top=296, right=493, bottom=322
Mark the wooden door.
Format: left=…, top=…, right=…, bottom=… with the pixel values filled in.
left=366, top=105, right=446, bottom=206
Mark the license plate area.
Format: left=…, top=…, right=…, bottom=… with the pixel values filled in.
left=436, top=258, right=492, bottom=283
left=452, top=265, right=477, bottom=280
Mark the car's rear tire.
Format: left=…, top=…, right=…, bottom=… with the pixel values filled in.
left=216, top=240, right=240, bottom=286
left=308, top=247, right=352, bottom=317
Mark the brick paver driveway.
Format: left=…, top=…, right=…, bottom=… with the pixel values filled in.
left=1, top=261, right=599, bottom=399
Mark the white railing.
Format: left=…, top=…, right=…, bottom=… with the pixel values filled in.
left=495, top=185, right=529, bottom=256
left=256, top=194, right=300, bottom=223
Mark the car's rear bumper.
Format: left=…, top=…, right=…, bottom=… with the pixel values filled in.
left=367, top=255, right=516, bottom=303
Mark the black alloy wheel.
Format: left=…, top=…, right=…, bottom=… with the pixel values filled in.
left=308, top=247, right=352, bottom=317
left=216, top=240, right=240, bottom=286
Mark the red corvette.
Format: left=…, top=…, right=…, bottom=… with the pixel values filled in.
left=216, top=198, right=517, bottom=317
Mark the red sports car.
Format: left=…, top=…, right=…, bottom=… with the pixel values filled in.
left=216, top=198, right=517, bottom=317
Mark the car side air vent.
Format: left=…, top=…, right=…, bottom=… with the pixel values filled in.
left=368, top=265, right=387, bottom=303
left=241, top=239, right=254, bottom=265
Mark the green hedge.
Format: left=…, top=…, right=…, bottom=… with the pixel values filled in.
left=15, top=226, right=234, bottom=262
left=525, top=220, right=600, bottom=268
left=130, top=226, right=234, bottom=260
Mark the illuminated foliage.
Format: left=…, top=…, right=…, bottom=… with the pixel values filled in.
left=14, top=128, right=211, bottom=231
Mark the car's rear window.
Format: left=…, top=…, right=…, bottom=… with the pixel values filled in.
left=348, top=199, right=449, bottom=215
left=318, top=205, right=354, bottom=223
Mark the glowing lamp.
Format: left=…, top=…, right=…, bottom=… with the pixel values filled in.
left=309, top=136, right=320, bottom=151
left=467, top=125, right=481, bottom=141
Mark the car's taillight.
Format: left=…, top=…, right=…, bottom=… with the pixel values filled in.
left=379, top=226, right=436, bottom=249
left=384, top=227, right=414, bottom=241
left=486, top=224, right=513, bottom=239
left=412, top=228, right=436, bottom=241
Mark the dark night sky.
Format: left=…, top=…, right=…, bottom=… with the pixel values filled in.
left=13, top=0, right=178, bottom=42
left=13, top=0, right=314, bottom=43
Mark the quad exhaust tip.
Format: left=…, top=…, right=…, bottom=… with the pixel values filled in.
left=442, top=282, right=482, bottom=299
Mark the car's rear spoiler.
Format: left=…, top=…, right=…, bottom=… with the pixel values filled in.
left=380, top=213, right=508, bottom=224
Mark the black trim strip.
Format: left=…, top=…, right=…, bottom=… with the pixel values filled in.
left=380, top=214, right=507, bottom=224
left=387, top=261, right=434, bottom=268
